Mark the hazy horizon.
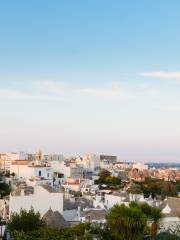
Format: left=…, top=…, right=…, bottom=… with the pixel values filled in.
left=1, top=1, right=180, bottom=162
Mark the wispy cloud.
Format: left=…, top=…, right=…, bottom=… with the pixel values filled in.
left=141, top=71, right=180, bottom=78
left=0, top=80, right=162, bottom=102
left=155, top=104, right=180, bottom=112
left=79, top=87, right=127, bottom=98
left=0, top=89, right=30, bottom=98
left=35, top=80, right=131, bottom=99
left=34, top=80, right=67, bottom=94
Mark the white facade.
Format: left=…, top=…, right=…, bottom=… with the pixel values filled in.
left=77, top=154, right=100, bottom=171
left=63, top=183, right=81, bottom=192
left=51, top=162, right=71, bottom=179
left=44, top=154, right=64, bottom=162
left=10, top=162, right=53, bottom=182
left=132, top=162, right=148, bottom=171
left=1, top=152, right=28, bottom=161
left=0, top=152, right=28, bottom=171
left=93, top=195, right=106, bottom=209
left=114, top=162, right=132, bottom=169
left=9, top=185, right=63, bottom=217
left=104, top=194, right=129, bottom=209
left=51, top=162, right=84, bottom=180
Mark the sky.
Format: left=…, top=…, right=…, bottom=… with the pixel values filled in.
left=0, top=0, right=180, bottom=161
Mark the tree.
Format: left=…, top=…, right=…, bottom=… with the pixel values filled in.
left=138, top=203, right=162, bottom=240
left=106, top=204, right=147, bottom=240
left=8, top=208, right=45, bottom=232
left=89, top=224, right=113, bottom=240
left=11, top=223, right=94, bottom=240
left=139, top=177, right=178, bottom=199
left=96, top=169, right=121, bottom=190
left=98, top=169, right=111, bottom=181
left=11, top=172, right=15, bottom=177
left=139, top=203, right=152, bottom=218
left=127, top=183, right=142, bottom=194
left=150, top=207, right=163, bottom=240
left=160, top=181, right=177, bottom=198
left=0, top=182, right=11, bottom=198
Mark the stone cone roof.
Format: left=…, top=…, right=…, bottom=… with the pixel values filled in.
left=161, top=197, right=180, bottom=217
left=43, top=208, right=53, bottom=219
left=43, top=208, right=69, bottom=229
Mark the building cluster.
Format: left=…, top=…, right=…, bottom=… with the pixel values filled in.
left=0, top=151, right=180, bottom=231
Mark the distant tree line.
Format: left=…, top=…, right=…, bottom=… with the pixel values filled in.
left=96, top=169, right=180, bottom=199
left=135, top=177, right=180, bottom=199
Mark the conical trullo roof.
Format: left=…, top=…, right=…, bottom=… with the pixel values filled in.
left=43, top=209, right=69, bottom=229
left=43, top=208, right=54, bottom=221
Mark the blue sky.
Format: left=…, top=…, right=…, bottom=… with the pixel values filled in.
left=0, top=0, right=180, bottom=161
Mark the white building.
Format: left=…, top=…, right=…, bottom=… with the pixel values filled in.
left=9, top=185, right=63, bottom=217
left=63, top=178, right=81, bottom=192
left=80, top=208, right=106, bottom=224
left=0, top=152, right=28, bottom=171
left=51, top=162, right=84, bottom=180
left=10, top=160, right=53, bottom=186
left=76, top=154, right=100, bottom=171
left=132, top=162, right=148, bottom=171
left=104, top=192, right=129, bottom=209
left=113, top=161, right=132, bottom=170
left=44, top=154, right=64, bottom=162
left=160, top=197, right=180, bottom=230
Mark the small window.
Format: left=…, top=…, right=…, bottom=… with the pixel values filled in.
left=39, top=170, right=41, bottom=177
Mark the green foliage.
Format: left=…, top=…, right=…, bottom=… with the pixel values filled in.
left=69, top=223, right=90, bottom=237
left=72, top=191, right=82, bottom=198
left=8, top=208, right=45, bottom=232
left=11, top=172, right=15, bottom=177
left=12, top=224, right=95, bottom=240
left=5, top=171, right=10, bottom=178
left=98, top=169, right=111, bottom=180
left=175, top=180, right=180, bottom=193
left=127, top=183, right=142, bottom=194
left=0, top=182, right=11, bottom=198
left=9, top=205, right=163, bottom=240
left=12, top=228, right=64, bottom=240
left=9, top=210, right=96, bottom=240
left=150, top=207, right=162, bottom=223
left=89, top=224, right=113, bottom=240
left=96, top=169, right=121, bottom=190
left=139, top=203, right=153, bottom=218
left=160, top=181, right=177, bottom=198
left=137, top=177, right=178, bottom=198
left=129, top=201, right=139, bottom=208
left=137, top=203, right=162, bottom=240
left=106, top=204, right=147, bottom=240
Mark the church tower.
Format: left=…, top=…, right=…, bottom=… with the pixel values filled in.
left=35, top=150, right=42, bottom=165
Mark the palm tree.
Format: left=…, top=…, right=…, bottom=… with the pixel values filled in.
left=150, top=207, right=163, bottom=240
left=106, top=204, right=147, bottom=240
left=139, top=203, right=163, bottom=240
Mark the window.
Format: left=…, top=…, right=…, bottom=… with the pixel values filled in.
left=39, top=170, right=41, bottom=177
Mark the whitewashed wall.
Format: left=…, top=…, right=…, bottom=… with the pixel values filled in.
left=9, top=186, right=63, bottom=217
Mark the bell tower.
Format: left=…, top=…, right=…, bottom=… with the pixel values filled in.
left=35, top=150, right=42, bottom=165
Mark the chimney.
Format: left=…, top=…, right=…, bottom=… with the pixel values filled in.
left=77, top=206, right=81, bottom=220
left=21, top=189, right=24, bottom=196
